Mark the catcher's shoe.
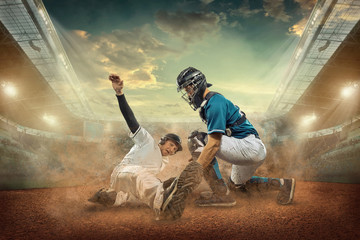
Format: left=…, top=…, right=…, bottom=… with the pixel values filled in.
left=277, top=178, right=296, bottom=205
left=228, top=177, right=248, bottom=193
left=88, top=188, right=116, bottom=206
left=195, top=191, right=236, bottom=207
left=160, top=161, right=203, bottom=220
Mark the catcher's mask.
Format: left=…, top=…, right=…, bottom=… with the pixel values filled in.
left=176, top=67, right=212, bottom=111
left=159, top=133, right=183, bottom=152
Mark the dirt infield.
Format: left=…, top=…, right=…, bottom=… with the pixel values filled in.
left=0, top=181, right=359, bottom=240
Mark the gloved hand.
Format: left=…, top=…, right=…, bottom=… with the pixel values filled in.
left=187, top=130, right=208, bottom=161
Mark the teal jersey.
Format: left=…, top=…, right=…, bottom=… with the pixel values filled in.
left=203, top=94, right=259, bottom=139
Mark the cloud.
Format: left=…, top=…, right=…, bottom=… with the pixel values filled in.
left=93, top=27, right=177, bottom=71
left=231, top=7, right=262, bottom=18
left=52, top=21, right=185, bottom=117
left=288, top=17, right=308, bottom=36
left=263, top=0, right=291, bottom=22
left=155, top=10, right=221, bottom=42
left=217, top=11, right=243, bottom=29
left=131, top=69, right=153, bottom=82
left=294, top=0, right=317, bottom=11
left=230, top=0, right=262, bottom=18
left=64, top=25, right=180, bottom=92
left=200, top=0, right=214, bottom=5
left=289, top=1, right=358, bottom=37
left=73, top=30, right=90, bottom=39
left=288, top=0, right=316, bottom=36
left=163, top=103, right=181, bottom=108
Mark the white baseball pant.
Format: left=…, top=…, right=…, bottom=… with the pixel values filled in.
left=216, top=134, right=267, bottom=184
left=109, top=165, right=164, bottom=210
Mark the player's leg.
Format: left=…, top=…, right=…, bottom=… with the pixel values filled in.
left=204, top=158, right=228, bottom=195
left=133, top=168, right=166, bottom=210
left=216, top=134, right=267, bottom=165
left=195, top=157, right=236, bottom=207
left=160, top=161, right=203, bottom=220
left=111, top=166, right=174, bottom=211
left=248, top=176, right=296, bottom=205
left=228, top=175, right=296, bottom=205
left=88, top=188, right=117, bottom=206
left=187, top=130, right=235, bottom=207
left=88, top=164, right=131, bottom=206
left=218, top=135, right=295, bottom=204
left=89, top=165, right=162, bottom=208
left=215, top=133, right=266, bottom=190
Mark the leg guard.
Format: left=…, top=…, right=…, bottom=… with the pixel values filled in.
left=188, top=131, right=228, bottom=195
left=248, top=176, right=282, bottom=191
left=203, top=158, right=228, bottom=195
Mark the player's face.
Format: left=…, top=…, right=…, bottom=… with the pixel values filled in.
left=184, top=84, right=195, bottom=98
left=160, top=140, right=179, bottom=156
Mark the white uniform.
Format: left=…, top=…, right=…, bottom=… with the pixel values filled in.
left=109, top=127, right=168, bottom=210
left=217, top=134, right=267, bottom=184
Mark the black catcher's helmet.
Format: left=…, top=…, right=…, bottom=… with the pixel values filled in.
left=176, top=67, right=212, bottom=110
left=159, top=133, right=183, bottom=152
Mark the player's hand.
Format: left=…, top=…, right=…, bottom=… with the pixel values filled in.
left=109, top=74, right=124, bottom=95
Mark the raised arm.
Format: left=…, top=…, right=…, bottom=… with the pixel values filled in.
left=109, top=74, right=140, bottom=134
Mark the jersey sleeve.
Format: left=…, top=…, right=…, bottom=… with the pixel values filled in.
left=205, top=95, right=227, bottom=135
left=129, top=127, right=154, bottom=147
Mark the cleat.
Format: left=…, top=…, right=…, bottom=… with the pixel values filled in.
left=195, top=192, right=236, bottom=207
left=88, top=188, right=105, bottom=203
left=277, top=178, right=296, bottom=205
left=161, top=178, right=179, bottom=213
left=160, top=161, right=203, bottom=220
left=228, top=177, right=248, bottom=193
left=88, top=188, right=116, bottom=206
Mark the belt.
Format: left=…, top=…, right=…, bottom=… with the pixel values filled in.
left=226, top=113, right=246, bottom=128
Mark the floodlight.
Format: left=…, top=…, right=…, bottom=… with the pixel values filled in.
left=2, top=82, right=17, bottom=97
left=301, top=113, right=317, bottom=127
left=43, top=114, right=57, bottom=126
left=341, top=86, right=355, bottom=98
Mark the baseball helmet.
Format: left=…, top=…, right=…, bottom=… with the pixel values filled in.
left=159, top=133, right=183, bottom=152
left=176, top=67, right=212, bottom=111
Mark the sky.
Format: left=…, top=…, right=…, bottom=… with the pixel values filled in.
left=42, top=0, right=316, bottom=122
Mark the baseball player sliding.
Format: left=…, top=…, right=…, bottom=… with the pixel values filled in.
left=88, top=74, right=184, bottom=216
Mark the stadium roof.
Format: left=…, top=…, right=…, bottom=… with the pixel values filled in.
left=267, top=0, right=360, bottom=132
left=0, top=1, right=86, bottom=134
left=0, top=0, right=93, bottom=119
